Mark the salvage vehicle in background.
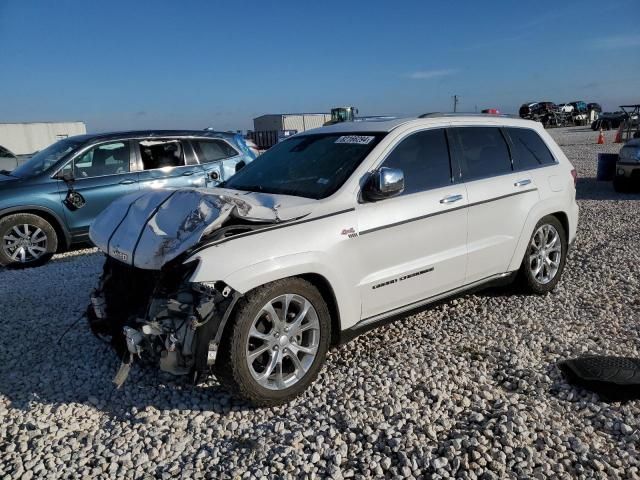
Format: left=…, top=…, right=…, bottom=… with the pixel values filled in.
left=558, top=104, right=574, bottom=114
left=614, top=136, right=640, bottom=192
left=519, top=102, right=557, bottom=122
left=88, top=114, right=579, bottom=405
left=587, top=103, right=602, bottom=114
left=0, top=130, right=255, bottom=268
left=569, top=101, right=588, bottom=126
left=592, top=111, right=628, bottom=130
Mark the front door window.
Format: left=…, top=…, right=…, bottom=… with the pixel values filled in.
left=71, top=142, right=130, bottom=178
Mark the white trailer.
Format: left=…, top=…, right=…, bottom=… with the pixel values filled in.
left=0, top=121, right=87, bottom=155
left=253, top=113, right=331, bottom=133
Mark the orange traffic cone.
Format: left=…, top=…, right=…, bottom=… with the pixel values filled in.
left=597, top=128, right=605, bottom=144
left=615, top=124, right=623, bottom=143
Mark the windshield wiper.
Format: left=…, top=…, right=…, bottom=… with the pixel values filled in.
left=0, top=170, right=15, bottom=177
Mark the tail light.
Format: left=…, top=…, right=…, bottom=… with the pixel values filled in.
left=570, top=168, right=577, bottom=186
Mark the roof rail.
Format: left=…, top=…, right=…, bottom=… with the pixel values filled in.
left=418, top=112, right=521, bottom=119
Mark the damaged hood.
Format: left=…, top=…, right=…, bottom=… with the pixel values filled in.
left=89, top=188, right=313, bottom=270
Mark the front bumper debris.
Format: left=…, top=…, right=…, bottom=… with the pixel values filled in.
left=87, top=256, right=239, bottom=388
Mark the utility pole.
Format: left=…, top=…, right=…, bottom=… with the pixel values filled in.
left=452, top=95, right=460, bottom=113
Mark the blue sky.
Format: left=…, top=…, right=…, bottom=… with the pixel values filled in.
left=0, top=0, right=639, bottom=132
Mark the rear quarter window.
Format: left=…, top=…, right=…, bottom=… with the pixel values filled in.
left=506, top=128, right=556, bottom=170
left=192, top=140, right=238, bottom=163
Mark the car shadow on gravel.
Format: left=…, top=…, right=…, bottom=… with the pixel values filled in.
left=0, top=334, right=256, bottom=418
left=576, top=177, right=640, bottom=201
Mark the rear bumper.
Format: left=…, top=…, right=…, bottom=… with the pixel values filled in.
left=568, top=200, right=579, bottom=246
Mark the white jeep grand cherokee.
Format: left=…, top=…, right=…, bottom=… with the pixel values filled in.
left=88, top=114, right=578, bottom=405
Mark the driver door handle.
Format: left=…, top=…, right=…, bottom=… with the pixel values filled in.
left=514, top=179, right=531, bottom=187
left=119, top=179, right=135, bottom=185
left=440, top=194, right=464, bottom=204
left=182, top=171, right=194, bottom=176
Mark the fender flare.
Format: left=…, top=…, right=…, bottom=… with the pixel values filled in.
left=206, top=251, right=358, bottom=331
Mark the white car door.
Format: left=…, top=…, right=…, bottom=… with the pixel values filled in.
left=355, top=128, right=468, bottom=322
left=448, top=126, right=540, bottom=284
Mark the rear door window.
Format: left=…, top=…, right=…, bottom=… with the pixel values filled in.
left=192, top=140, right=238, bottom=163
left=138, top=140, right=186, bottom=170
left=505, top=128, right=556, bottom=169
left=451, top=127, right=512, bottom=181
left=381, top=128, right=452, bottom=195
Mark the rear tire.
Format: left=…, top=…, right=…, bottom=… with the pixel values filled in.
left=613, top=176, right=631, bottom=193
left=517, top=215, right=567, bottom=295
left=0, top=213, right=58, bottom=268
left=215, top=278, right=331, bottom=406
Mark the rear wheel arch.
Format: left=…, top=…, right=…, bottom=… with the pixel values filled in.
left=517, top=214, right=568, bottom=294
left=550, top=211, right=569, bottom=242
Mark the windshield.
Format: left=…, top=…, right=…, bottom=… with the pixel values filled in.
left=223, top=132, right=385, bottom=199
left=12, top=138, right=83, bottom=178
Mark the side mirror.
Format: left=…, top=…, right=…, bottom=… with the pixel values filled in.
left=62, top=172, right=75, bottom=184
left=363, top=167, right=404, bottom=201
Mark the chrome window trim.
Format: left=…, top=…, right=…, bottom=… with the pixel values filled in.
left=50, top=139, right=135, bottom=180
left=50, top=135, right=240, bottom=179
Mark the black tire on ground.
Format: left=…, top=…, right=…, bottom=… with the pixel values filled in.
left=613, top=176, right=631, bottom=193
left=0, top=213, right=58, bottom=268
left=517, top=215, right=567, bottom=295
left=215, top=278, right=331, bottom=406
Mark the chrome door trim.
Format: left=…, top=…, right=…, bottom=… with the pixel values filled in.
left=359, top=188, right=538, bottom=235
left=439, top=194, right=464, bottom=204
left=356, top=272, right=512, bottom=327
left=514, top=179, right=532, bottom=187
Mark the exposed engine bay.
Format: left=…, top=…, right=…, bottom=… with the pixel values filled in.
left=88, top=257, right=238, bottom=386
left=86, top=187, right=314, bottom=385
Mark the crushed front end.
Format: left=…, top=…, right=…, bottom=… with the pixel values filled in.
left=88, top=256, right=238, bottom=386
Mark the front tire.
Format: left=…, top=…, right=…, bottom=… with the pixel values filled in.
left=216, top=278, right=331, bottom=406
left=0, top=213, right=58, bottom=268
left=517, top=215, right=567, bottom=294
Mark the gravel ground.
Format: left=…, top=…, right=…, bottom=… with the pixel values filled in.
left=1, top=126, right=639, bottom=479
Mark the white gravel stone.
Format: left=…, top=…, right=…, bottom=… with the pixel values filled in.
left=0, top=128, right=639, bottom=478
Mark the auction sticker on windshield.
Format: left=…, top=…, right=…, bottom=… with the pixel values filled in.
left=335, top=135, right=375, bottom=145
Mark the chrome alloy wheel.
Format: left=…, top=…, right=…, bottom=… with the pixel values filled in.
left=2, top=224, right=48, bottom=263
left=528, top=224, right=562, bottom=285
left=246, top=294, right=320, bottom=390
